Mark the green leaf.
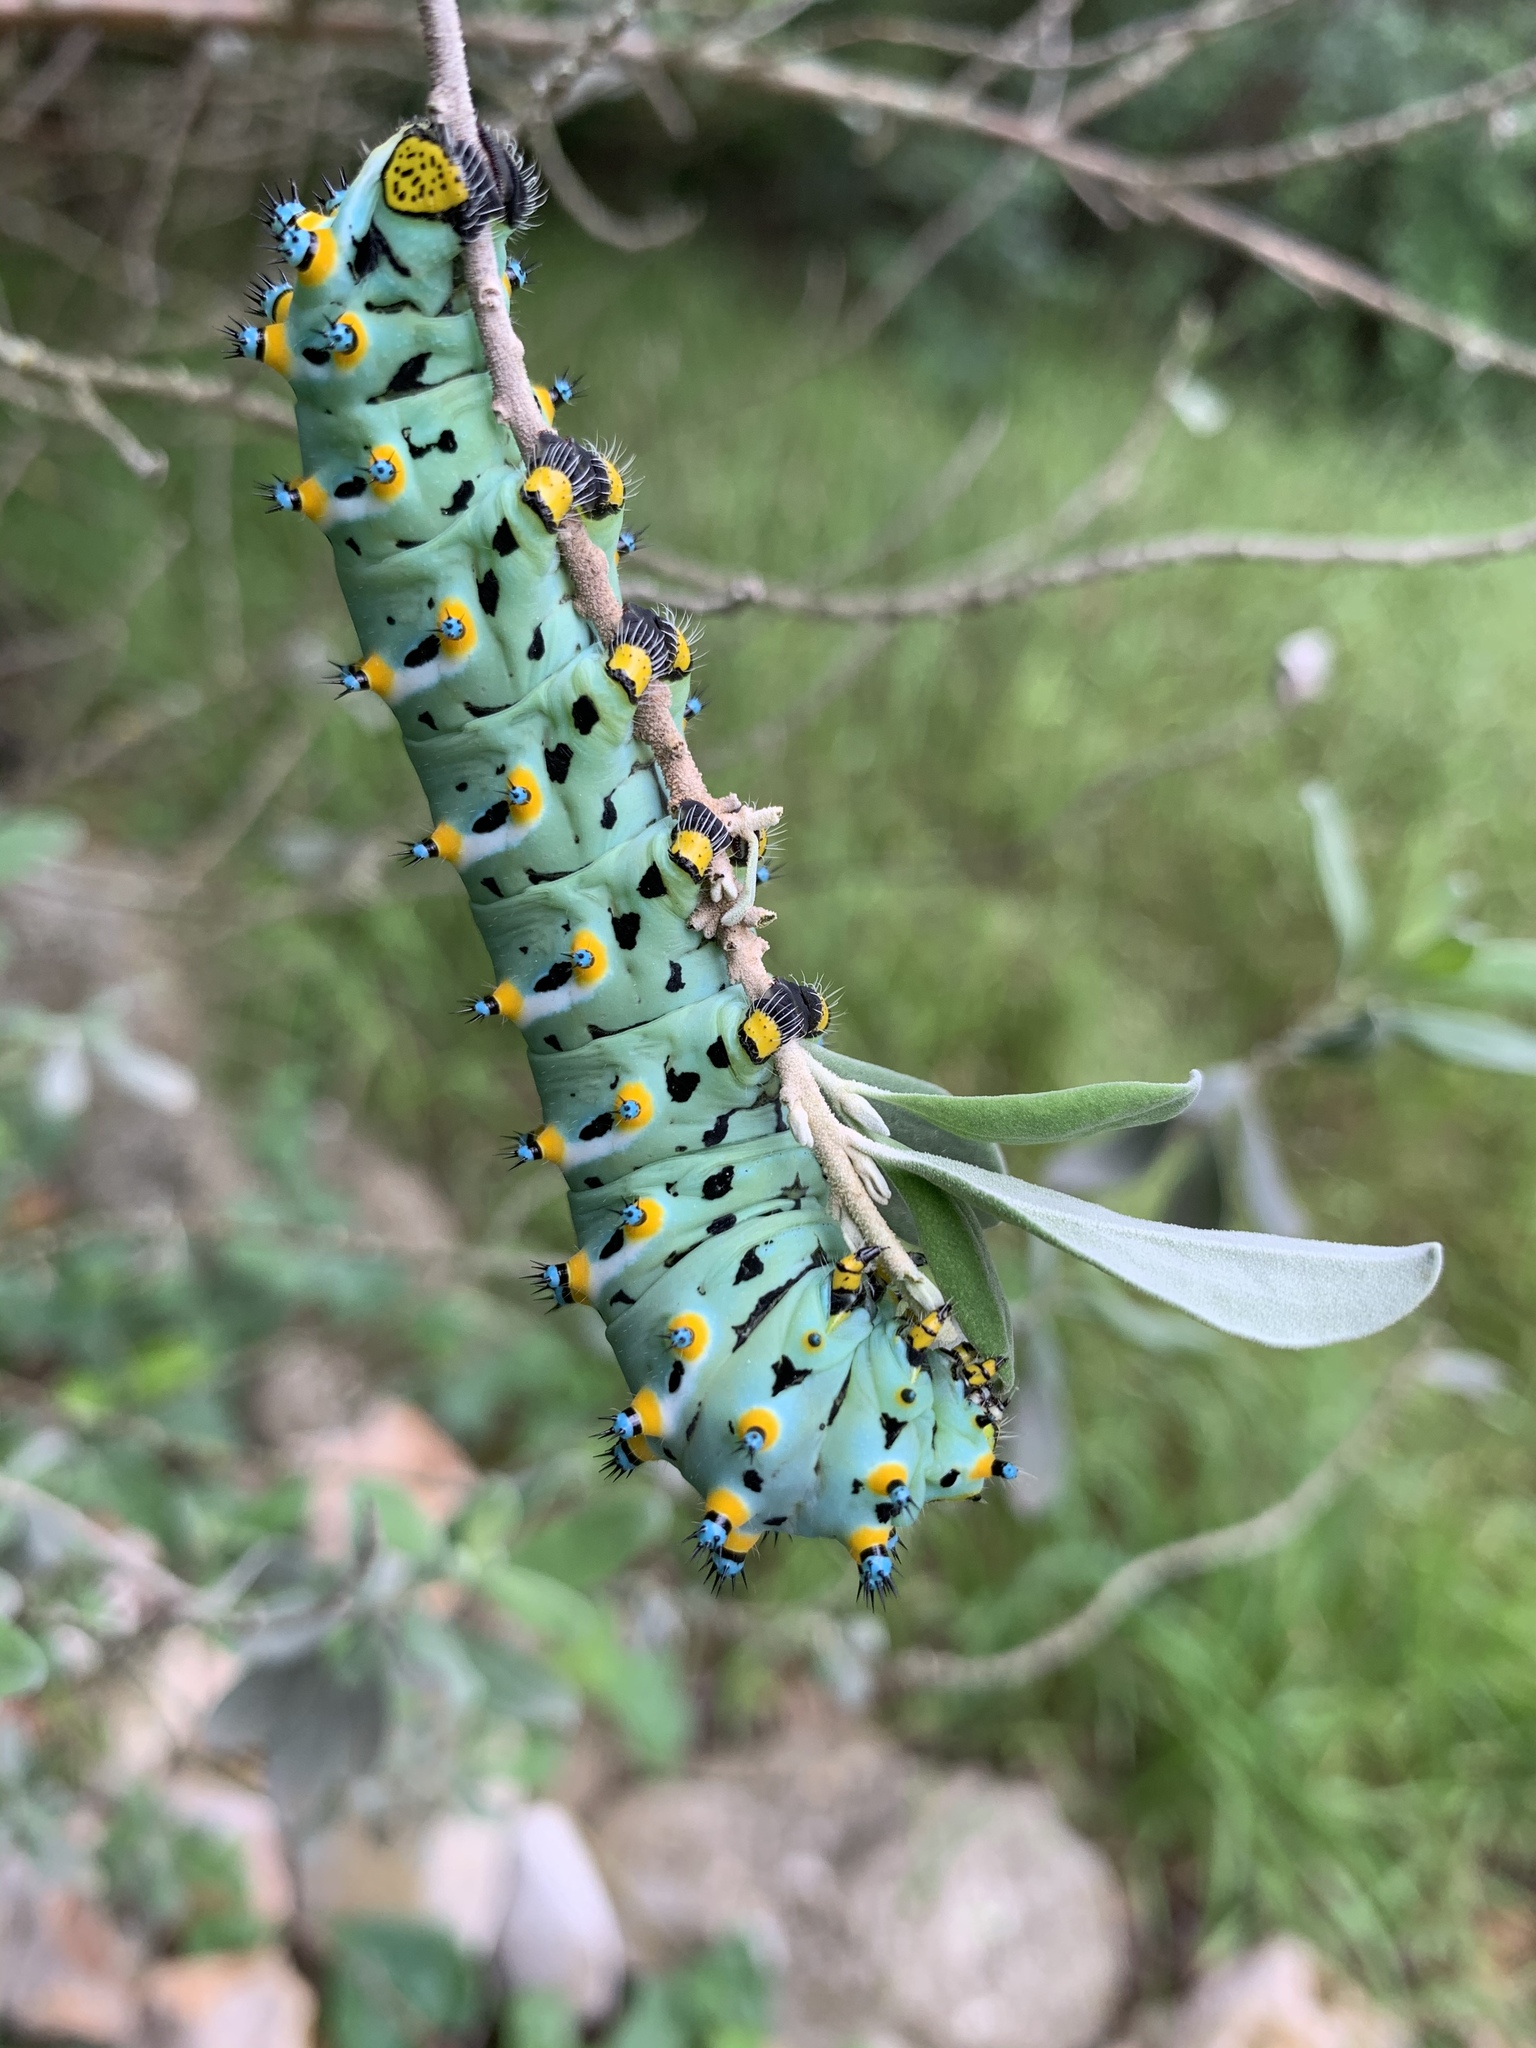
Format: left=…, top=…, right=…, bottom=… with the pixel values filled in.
left=887, top=1166, right=1011, bottom=1362
left=328, top=1918, right=483, bottom=2048
left=1454, top=938, right=1536, bottom=1009
left=859, top=1074, right=1199, bottom=1147
left=812, top=1048, right=1005, bottom=1177
left=0, top=1619, right=48, bottom=1697
left=1378, top=1003, right=1536, bottom=1075
left=859, top=1139, right=1441, bottom=1348
left=1300, top=780, right=1372, bottom=973
left=0, top=807, right=85, bottom=889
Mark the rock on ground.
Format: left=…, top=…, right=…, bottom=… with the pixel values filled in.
left=1137, top=1937, right=1409, bottom=2048
left=589, top=1709, right=1131, bottom=2048
left=0, top=1852, right=143, bottom=2046
left=139, top=1946, right=317, bottom=2048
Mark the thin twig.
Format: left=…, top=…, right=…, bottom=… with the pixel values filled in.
left=888, top=1347, right=1425, bottom=1693
left=0, top=23, right=97, bottom=141
left=0, top=325, right=293, bottom=431
left=172, top=715, right=315, bottom=896
left=806, top=0, right=1305, bottom=72
left=527, top=115, right=702, bottom=252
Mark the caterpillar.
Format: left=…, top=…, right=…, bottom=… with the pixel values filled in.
left=230, top=118, right=1435, bottom=1598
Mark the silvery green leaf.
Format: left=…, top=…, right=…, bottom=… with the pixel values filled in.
left=1047, top=1119, right=1177, bottom=1195
left=1379, top=1003, right=1536, bottom=1075
left=31, top=1033, right=91, bottom=1120
left=886, top=1166, right=1011, bottom=1362
left=1454, top=938, right=1536, bottom=1008
left=92, top=1028, right=198, bottom=1116
left=848, top=1073, right=1200, bottom=1149
left=1300, top=780, right=1372, bottom=974
left=1231, top=1085, right=1309, bottom=1238
left=1003, top=1306, right=1070, bottom=1518
left=1166, top=371, right=1232, bottom=437
left=0, top=1620, right=48, bottom=1698
left=813, top=1047, right=1005, bottom=1177
left=0, top=807, right=85, bottom=889
left=855, top=1139, right=1441, bottom=1348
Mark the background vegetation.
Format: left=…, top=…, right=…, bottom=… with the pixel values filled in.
left=4, top=3, right=1536, bottom=2041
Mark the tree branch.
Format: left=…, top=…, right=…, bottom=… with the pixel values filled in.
left=0, top=325, right=293, bottom=431
left=888, top=1347, right=1425, bottom=1693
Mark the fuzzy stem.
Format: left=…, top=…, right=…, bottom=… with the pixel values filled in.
left=412, top=0, right=926, bottom=1301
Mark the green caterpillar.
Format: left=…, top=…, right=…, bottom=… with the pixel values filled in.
left=232, top=120, right=1439, bottom=1598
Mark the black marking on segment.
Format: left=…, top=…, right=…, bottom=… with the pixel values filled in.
left=364, top=298, right=415, bottom=315
left=637, top=864, right=666, bottom=900
left=587, top=1023, right=618, bottom=1039
left=599, top=1228, right=625, bottom=1260
left=472, top=800, right=510, bottom=833
left=404, top=634, right=440, bottom=668
left=333, top=475, right=368, bottom=500
left=772, top=1355, right=811, bottom=1395
left=611, top=1286, right=635, bottom=1304
left=533, top=961, right=575, bottom=994
left=665, top=960, right=684, bottom=992
left=345, top=537, right=362, bottom=554
left=403, top=426, right=458, bottom=457
left=579, top=1111, right=615, bottom=1141
left=735, top=1247, right=766, bottom=1285
left=394, top=538, right=422, bottom=550
left=665, top=1066, right=700, bottom=1102
left=464, top=701, right=511, bottom=717
left=381, top=352, right=431, bottom=394
left=939, top=1469, right=959, bottom=1488
left=612, top=911, right=641, bottom=951
left=416, top=710, right=436, bottom=727
left=600, top=795, right=618, bottom=830
left=765, top=1515, right=788, bottom=1528
left=881, top=1413, right=907, bottom=1448
left=875, top=1500, right=901, bottom=1524
left=477, top=569, right=500, bottom=615
left=544, top=743, right=573, bottom=784
left=824, top=1370, right=852, bottom=1429
left=706, top=1037, right=730, bottom=1070
left=667, top=1361, right=686, bottom=1394
left=492, top=518, right=519, bottom=556
left=302, top=345, right=331, bottom=367
left=481, top=877, right=503, bottom=897
left=545, top=1034, right=561, bottom=1048
left=732, top=1260, right=820, bottom=1351
left=684, top=1406, right=701, bottom=1441
left=527, top=867, right=573, bottom=885
left=779, top=1175, right=814, bottom=1210
left=367, top=364, right=478, bottom=404
left=441, top=479, right=475, bottom=516
left=702, top=1166, right=735, bottom=1201
left=706, top=1213, right=736, bottom=1236
left=743, top=1469, right=763, bottom=1493
left=571, top=696, right=598, bottom=735
left=527, top=623, right=545, bottom=661
left=350, top=223, right=411, bottom=280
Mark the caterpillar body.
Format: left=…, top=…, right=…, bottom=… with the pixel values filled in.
left=237, top=123, right=1013, bottom=1596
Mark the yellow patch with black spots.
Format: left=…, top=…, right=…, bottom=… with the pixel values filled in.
left=521, top=465, right=573, bottom=530
left=505, top=767, right=544, bottom=824
left=734, top=1406, right=781, bottom=1453
left=383, top=131, right=471, bottom=216
left=667, top=1311, right=710, bottom=1364
left=368, top=446, right=407, bottom=501
left=737, top=1007, right=783, bottom=1064
left=614, top=1081, right=654, bottom=1130
left=570, top=929, right=609, bottom=987
left=623, top=1197, right=665, bottom=1242
left=604, top=641, right=652, bottom=702
left=866, top=1461, right=909, bottom=1500
left=705, top=1486, right=748, bottom=1531
left=668, top=827, right=716, bottom=881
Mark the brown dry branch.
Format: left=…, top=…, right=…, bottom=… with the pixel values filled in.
left=0, top=325, right=293, bottom=430
left=889, top=1348, right=1425, bottom=1693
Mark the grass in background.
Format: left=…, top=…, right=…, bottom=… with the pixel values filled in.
left=5, top=216, right=1536, bottom=2029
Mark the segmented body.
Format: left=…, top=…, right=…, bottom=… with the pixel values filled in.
left=239, top=125, right=1010, bottom=1595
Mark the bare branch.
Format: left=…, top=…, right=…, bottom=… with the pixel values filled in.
left=1150, top=52, right=1536, bottom=188
left=889, top=1348, right=1425, bottom=1694
left=0, top=22, right=97, bottom=141
left=806, top=0, right=1305, bottom=72
left=626, top=510, right=1536, bottom=623
left=527, top=115, right=703, bottom=252
left=0, top=325, right=294, bottom=430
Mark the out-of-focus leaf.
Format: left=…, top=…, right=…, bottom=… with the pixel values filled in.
left=504, top=1988, right=581, bottom=2048
left=886, top=1166, right=1011, bottom=1362
left=355, top=1479, right=441, bottom=1563
left=1003, top=1307, right=1069, bottom=1518
left=1380, top=1003, right=1536, bottom=1075
left=1418, top=1347, right=1508, bottom=1401
left=0, top=1619, right=48, bottom=1697
left=854, top=1139, right=1442, bottom=1348
left=206, top=1650, right=387, bottom=1827
left=857, top=1074, right=1200, bottom=1148
left=1075, top=1274, right=1229, bottom=1355
left=31, top=1034, right=91, bottom=1120
left=1301, top=780, right=1373, bottom=973
left=327, top=1917, right=483, bottom=2048
left=92, top=1029, right=198, bottom=1117
left=1403, top=932, right=1475, bottom=979
left=1454, top=938, right=1536, bottom=1008
left=1231, top=1086, right=1310, bottom=1238
left=1046, top=1119, right=1177, bottom=1195
left=0, top=807, right=85, bottom=888
left=509, top=1491, right=668, bottom=1592
left=1291, top=1008, right=1383, bottom=1062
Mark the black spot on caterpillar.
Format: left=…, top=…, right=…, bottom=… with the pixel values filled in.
left=706, top=1038, right=730, bottom=1069
left=492, top=519, right=519, bottom=556
left=772, top=1356, right=811, bottom=1394
left=571, top=696, right=598, bottom=735
left=666, top=1066, right=701, bottom=1102
left=637, top=864, right=666, bottom=899
left=350, top=223, right=412, bottom=280
left=612, top=911, right=641, bottom=950
left=527, top=623, right=545, bottom=661
left=702, top=1166, right=734, bottom=1200
left=600, top=795, right=618, bottom=830
left=477, top=569, right=500, bottom=614
left=665, top=960, right=684, bottom=992
left=381, top=352, right=431, bottom=394
left=464, top=701, right=511, bottom=718
left=544, top=743, right=573, bottom=783
left=441, top=479, right=475, bottom=515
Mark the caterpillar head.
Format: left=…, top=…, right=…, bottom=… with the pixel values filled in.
left=901, top=1303, right=952, bottom=1364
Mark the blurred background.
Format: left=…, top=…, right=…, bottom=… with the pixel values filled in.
left=3, top=2, right=1536, bottom=2043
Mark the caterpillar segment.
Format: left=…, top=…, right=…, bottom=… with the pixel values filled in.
left=231, top=122, right=1015, bottom=1600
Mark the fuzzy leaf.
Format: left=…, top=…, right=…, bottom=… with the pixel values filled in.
left=1301, top=780, right=1372, bottom=973
left=813, top=1047, right=1005, bottom=1177
left=0, top=807, right=85, bottom=889
left=851, top=1073, right=1200, bottom=1148
left=1448, top=939, right=1536, bottom=1009
left=860, top=1140, right=1441, bottom=1348
left=887, top=1166, right=1011, bottom=1362
left=1380, top=1003, right=1536, bottom=1075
